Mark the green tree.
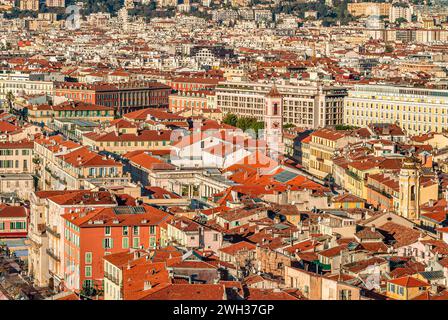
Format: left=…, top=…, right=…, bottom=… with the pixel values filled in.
left=385, top=44, right=394, bottom=53
left=236, top=117, right=257, bottom=131
left=223, top=113, right=238, bottom=127
left=335, top=124, right=359, bottom=130
left=395, top=17, right=408, bottom=26
left=252, top=121, right=265, bottom=138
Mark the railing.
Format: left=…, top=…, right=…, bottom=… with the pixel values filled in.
left=104, top=272, right=120, bottom=286
left=367, top=184, right=393, bottom=199
left=345, top=169, right=361, bottom=181
left=46, top=248, right=61, bottom=262
left=45, top=226, right=60, bottom=238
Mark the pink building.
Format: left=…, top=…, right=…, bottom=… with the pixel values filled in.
left=0, top=205, right=28, bottom=238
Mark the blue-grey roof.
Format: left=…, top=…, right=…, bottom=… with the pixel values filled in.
left=273, top=170, right=298, bottom=183
left=419, top=270, right=445, bottom=280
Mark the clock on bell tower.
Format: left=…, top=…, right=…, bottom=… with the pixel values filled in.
left=264, top=84, right=284, bottom=157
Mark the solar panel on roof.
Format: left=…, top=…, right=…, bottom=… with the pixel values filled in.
left=273, top=223, right=289, bottom=230
left=419, top=271, right=444, bottom=280
left=113, top=206, right=146, bottom=215
left=273, top=170, right=298, bottom=183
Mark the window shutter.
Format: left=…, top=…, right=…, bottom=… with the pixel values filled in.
left=110, top=238, right=113, bottom=249
left=102, top=239, right=106, bottom=249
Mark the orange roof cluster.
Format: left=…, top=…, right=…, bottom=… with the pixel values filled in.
left=29, top=101, right=113, bottom=112
left=58, top=146, right=122, bottom=168
left=388, top=276, right=430, bottom=288
left=84, top=129, right=172, bottom=143
left=124, top=151, right=174, bottom=171
left=124, top=108, right=185, bottom=122
left=311, top=128, right=349, bottom=141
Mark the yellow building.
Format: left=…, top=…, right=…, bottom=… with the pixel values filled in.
left=26, top=102, right=115, bottom=125
left=411, top=132, right=448, bottom=149
left=386, top=276, right=430, bottom=300
left=344, top=160, right=381, bottom=200
left=345, top=85, right=448, bottom=135
left=20, top=0, right=39, bottom=11
left=347, top=2, right=391, bottom=17
left=332, top=193, right=366, bottom=209
left=308, top=128, right=359, bottom=180
left=82, top=129, right=172, bottom=155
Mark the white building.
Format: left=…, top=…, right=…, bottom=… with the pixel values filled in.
left=389, top=2, right=413, bottom=23
left=344, top=84, right=448, bottom=135
left=0, top=71, right=54, bottom=100
left=215, top=80, right=347, bottom=129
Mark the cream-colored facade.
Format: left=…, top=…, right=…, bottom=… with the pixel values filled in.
left=27, top=192, right=50, bottom=287
left=347, top=2, right=391, bottom=17
left=0, top=72, right=53, bottom=100
left=216, top=81, right=347, bottom=129
left=34, top=137, right=128, bottom=191
left=0, top=173, right=34, bottom=201
left=19, top=0, right=39, bottom=11
left=103, top=259, right=123, bottom=300
left=0, top=143, right=34, bottom=174
left=345, top=85, right=448, bottom=135
left=82, top=133, right=171, bottom=155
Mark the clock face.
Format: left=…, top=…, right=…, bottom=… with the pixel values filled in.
left=272, top=122, right=280, bottom=129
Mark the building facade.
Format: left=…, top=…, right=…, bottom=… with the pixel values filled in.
left=54, top=81, right=172, bottom=115
left=344, top=85, right=448, bottom=135
left=216, top=81, right=347, bottom=129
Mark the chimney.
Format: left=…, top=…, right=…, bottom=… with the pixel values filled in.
left=143, top=280, right=152, bottom=290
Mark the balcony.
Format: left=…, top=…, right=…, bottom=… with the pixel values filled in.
left=104, top=272, right=120, bottom=286
left=345, top=169, right=361, bottom=181
left=46, top=248, right=61, bottom=262
left=46, top=226, right=60, bottom=239
left=367, top=184, right=393, bottom=199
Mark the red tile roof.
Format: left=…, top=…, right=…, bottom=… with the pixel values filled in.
left=388, top=276, right=430, bottom=288
left=141, top=284, right=226, bottom=300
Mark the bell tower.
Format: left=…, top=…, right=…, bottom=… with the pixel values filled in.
left=264, top=84, right=284, bottom=158
left=399, top=157, right=420, bottom=220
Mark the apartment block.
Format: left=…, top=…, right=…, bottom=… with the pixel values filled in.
left=344, top=85, right=448, bottom=135
left=0, top=71, right=54, bottom=100
left=216, top=81, right=347, bottom=128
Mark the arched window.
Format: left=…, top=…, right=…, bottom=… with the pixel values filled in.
left=273, top=103, right=278, bottom=115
